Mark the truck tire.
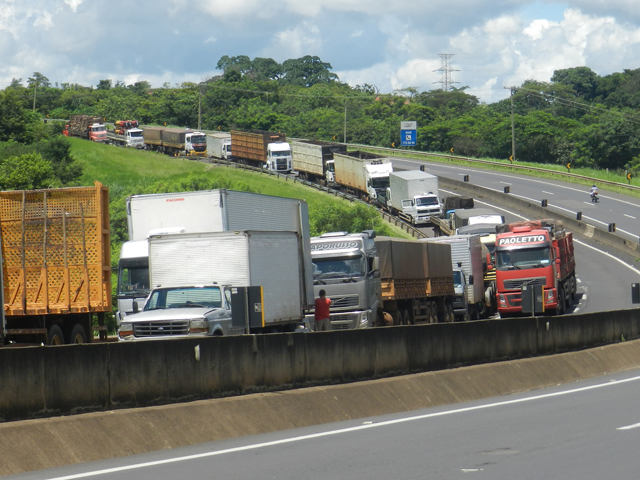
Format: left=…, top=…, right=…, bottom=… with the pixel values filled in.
left=69, top=323, right=88, bottom=344
left=47, top=324, right=65, bottom=345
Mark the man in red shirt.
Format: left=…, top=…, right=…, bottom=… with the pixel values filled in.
left=314, top=289, right=332, bottom=331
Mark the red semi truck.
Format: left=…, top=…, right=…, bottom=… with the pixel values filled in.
left=495, top=219, right=576, bottom=316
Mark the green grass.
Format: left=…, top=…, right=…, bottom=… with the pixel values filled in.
left=71, top=138, right=413, bottom=239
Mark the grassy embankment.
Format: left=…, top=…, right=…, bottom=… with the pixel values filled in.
left=70, top=137, right=411, bottom=244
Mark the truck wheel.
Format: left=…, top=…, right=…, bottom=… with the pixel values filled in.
left=47, top=324, right=65, bottom=345
left=557, top=287, right=565, bottom=315
left=446, top=304, right=455, bottom=322
left=69, top=324, right=88, bottom=344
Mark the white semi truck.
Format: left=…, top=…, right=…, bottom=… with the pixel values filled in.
left=386, top=169, right=443, bottom=225
left=333, top=151, right=393, bottom=206
left=116, top=190, right=313, bottom=325
left=118, top=230, right=305, bottom=339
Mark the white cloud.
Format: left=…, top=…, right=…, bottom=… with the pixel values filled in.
left=64, top=0, right=83, bottom=13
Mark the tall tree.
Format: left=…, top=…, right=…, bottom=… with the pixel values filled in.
left=281, top=56, right=339, bottom=87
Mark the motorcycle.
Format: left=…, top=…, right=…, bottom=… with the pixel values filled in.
left=590, top=190, right=599, bottom=203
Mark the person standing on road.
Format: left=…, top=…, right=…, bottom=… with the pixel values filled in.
left=314, top=289, right=332, bottom=331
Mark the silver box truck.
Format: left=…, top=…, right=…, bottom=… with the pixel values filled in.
left=118, top=231, right=304, bottom=339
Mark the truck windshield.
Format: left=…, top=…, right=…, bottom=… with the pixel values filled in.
left=92, top=125, right=106, bottom=133
left=271, top=150, right=291, bottom=157
left=452, top=270, right=463, bottom=288
left=145, top=286, right=222, bottom=310
left=191, top=135, right=206, bottom=145
left=313, top=255, right=366, bottom=279
left=496, top=246, right=551, bottom=270
left=326, top=162, right=335, bottom=173
left=130, top=130, right=143, bottom=138
left=371, top=178, right=390, bottom=189
left=118, top=264, right=150, bottom=295
left=416, top=197, right=438, bottom=206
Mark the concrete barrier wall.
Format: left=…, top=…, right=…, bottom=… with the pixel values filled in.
left=1, top=309, right=638, bottom=423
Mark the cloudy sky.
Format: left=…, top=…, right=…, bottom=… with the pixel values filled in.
left=1, top=0, right=640, bottom=103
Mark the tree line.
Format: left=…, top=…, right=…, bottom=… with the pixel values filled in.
left=3, top=59, right=640, bottom=186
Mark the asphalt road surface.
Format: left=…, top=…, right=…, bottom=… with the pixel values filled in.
left=12, top=367, right=640, bottom=480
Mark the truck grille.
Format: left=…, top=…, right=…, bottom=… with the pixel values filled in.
left=133, top=321, right=189, bottom=337
left=503, top=277, right=546, bottom=290
left=331, top=295, right=360, bottom=308
left=329, top=314, right=358, bottom=330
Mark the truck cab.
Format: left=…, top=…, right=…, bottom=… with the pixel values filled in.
left=365, top=161, right=393, bottom=205
left=452, top=268, right=471, bottom=320
left=266, top=142, right=293, bottom=173
left=307, top=231, right=380, bottom=330
left=89, top=123, right=107, bottom=142
left=125, top=128, right=144, bottom=148
left=325, top=159, right=336, bottom=184
left=185, top=132, right=207, bottom=156
left=116, top=240, right=151, bottom=326
left=396, top=193, right=442, bottom=225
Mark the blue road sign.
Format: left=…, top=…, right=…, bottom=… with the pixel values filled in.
left=401, top=129, right=416, bottom=146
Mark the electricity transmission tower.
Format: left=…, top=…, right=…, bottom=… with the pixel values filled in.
left=433, top=54, right=459, bottom=91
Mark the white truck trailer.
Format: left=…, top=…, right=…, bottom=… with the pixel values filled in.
left=116, top=190, right=313, bottom=325
left=291, top=140, right=347, bottom=185
left=333, top=151, right=393, bottom=206
left=206, top=132, right=232, bottom=160
left=421, top=235, right=485, bottom=320
left=118, top=230, right=304, bottom=339
left=387, top=170, right=442, bottom=225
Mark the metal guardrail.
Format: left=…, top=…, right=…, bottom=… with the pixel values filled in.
left=352, top=144, right=640, bottom=193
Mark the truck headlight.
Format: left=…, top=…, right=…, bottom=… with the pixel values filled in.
left=359, top=311, right=369, bottom=328
left=189, top=318, right=209, bottom=334
left=119, top=322, right=133, bottom=337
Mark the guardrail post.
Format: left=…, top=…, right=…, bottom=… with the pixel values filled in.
left=541, top=199, right=548, bottom=207
left=504, top=186, right=510, bottom=194
left=609, top=223, right=616, bottom=232
left=463, top=175, right=470, bottom=182
left=576, top=212, right=582, bottom=221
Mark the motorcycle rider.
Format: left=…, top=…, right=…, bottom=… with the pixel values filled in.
left=590, top=184, right=599, bottom=201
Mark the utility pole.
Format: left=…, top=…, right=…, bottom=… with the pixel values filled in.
left=504, top=86, right=516, bottom=162
left=32, top=83, right=37, bottom=112
left=344, top=100, right=347, bottom=143
left=197, top=85, right=202, bottom=130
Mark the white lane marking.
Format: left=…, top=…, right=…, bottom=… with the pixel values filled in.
left=542, top=191, right=555, bottom=195
left=45, top=374, right=640, bottom=480
left=417, top=161, right=640, bottom=209
left=617, top=422, right=640, bottom=430
left=467, top=189, right=638, bottom=240
left=625, top=214, right=637, bottom=219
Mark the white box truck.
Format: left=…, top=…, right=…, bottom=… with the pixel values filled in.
left=421, top=235, right=485, bottom=320
left=116, top=190, right=313, bottom=325
left=118, top=231, right=304, bottom=339
left=387, top=170, right=442, bottom=225
left=206, top=132, right=232, bottom=160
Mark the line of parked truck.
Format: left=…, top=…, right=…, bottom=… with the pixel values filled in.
left=0, top=184, right=575, bottom=344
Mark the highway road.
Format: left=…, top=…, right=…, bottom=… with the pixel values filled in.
left=392, top=157, right=640, bottom=315
left=13, top=367, right=640, bottom=480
